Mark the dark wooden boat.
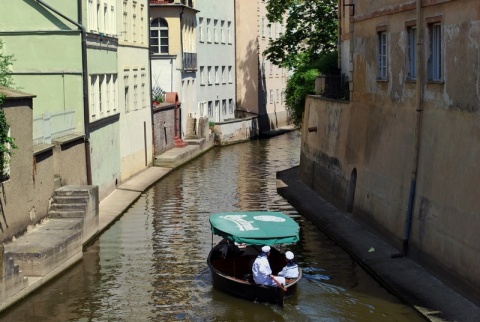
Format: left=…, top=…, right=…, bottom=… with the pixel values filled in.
left=207, top=212, right=302, bottom=306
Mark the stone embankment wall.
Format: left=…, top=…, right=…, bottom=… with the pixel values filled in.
left=301, top=92, right=480, bottom=304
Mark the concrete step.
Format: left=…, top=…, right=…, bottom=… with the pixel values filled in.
left=50, top=203, right=87, bottom=212
left=53, top=195, right=89, bottom=205
left=4, top=218, right=83, bottom=277
left=49, top=210, right=86, bottom=218
left=54, top=186, right=93, bottom=197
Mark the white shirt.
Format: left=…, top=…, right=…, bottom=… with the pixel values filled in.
left=252, top=254, right=272, bottom=285
left=278, top=262, right=299, bottom=279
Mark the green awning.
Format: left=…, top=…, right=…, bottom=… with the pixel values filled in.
left=209, top=212, right=300, bottom=246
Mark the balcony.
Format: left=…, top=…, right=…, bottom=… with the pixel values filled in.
left=150, top=0, right=194, bottom=8
left=183, top=52, right=197, bottom=71
left=315, top=74, right=350, bottom=101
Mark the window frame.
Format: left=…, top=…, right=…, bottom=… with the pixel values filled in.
left=377, top=26, right=388, bottom=80
left=428, top=21, right=442, bottom=81
left=150, top=17, right=169, bottom=54
left=406, top=23, right=417, bottom=80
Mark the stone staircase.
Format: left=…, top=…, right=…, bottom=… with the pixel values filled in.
left=0, top=186, right=98, bottom=308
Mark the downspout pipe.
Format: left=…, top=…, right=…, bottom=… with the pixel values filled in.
left=396, top=0, right=424, bottom=257
left=35, top=0, right=92, bottom=185
left=148, top=3, right=155, bottom=164
left=180, top=6, right=185, bottom=71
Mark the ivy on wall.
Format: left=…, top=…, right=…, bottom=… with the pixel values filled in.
left=0, top=39, right=17, bottom=180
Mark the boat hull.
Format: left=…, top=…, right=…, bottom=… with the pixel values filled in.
left=207, top=245, right=300, bottom=305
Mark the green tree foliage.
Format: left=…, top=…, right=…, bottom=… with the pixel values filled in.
left=0, top=39, right=17, bottom=179
left=264, top=0, right=339, bottom=126
left=285, top=51, right=338, bottom=127
left=263, top=0, right=338, bottom=69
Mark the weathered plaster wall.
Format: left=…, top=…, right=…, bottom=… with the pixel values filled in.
left=302, top=0, right=480, bottom=302
left=1, top=97, right=35, bottom=243
left=152, top=104, right=176, bottom=155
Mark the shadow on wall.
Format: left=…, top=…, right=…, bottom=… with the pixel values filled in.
left=237, top=39, right=266, bottom=115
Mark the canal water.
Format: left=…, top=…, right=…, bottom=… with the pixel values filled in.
left=1, top=131, right=425, bottom=321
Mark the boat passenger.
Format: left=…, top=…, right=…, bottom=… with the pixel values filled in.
left=278, top=251, right=299, bottom=280
left=252, top=246, right=286, bottom=288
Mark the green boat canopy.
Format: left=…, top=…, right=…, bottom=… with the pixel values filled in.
left=209, top=212, right=300, bottom=246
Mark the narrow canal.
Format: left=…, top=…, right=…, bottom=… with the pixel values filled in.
left=1, top=131, right=425, bottom=321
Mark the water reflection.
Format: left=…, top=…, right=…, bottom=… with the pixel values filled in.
left=0, top=131, right=424, bottom=321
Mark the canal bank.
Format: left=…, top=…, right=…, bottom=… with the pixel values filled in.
left=0, top=137, right=215, bottom=313
left=276, top=166, right=480, bottom=322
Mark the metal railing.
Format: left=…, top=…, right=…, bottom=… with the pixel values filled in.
left=315, top=74, right=350, bottom=101
left=33, top=110, right=76, bottom=145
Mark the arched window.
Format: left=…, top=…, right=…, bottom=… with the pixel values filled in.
left=150, top=18, right=168, bottom=54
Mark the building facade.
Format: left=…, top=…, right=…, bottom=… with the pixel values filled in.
left=150, top=0, right=198, bottom=142
left=235, top=0, right=289, bottom=132
left=302, top=0, right=480, bottom=304
left=195, top=0, right=235, bottom=123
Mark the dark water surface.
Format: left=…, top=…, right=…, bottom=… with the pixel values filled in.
left=1, top=131, right=425, bottom=321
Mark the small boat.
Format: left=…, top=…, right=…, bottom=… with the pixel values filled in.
left=207, top=211, right=302, bottom=306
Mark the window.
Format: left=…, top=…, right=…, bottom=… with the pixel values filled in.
left=222, top=99, right=227, bottom=115
left=124, top=74, right=130, bottom=112
left=99, top=75, right=104, bottom=114
left=141, top=70, right=146, bottom=108
left=215, top=100, right=220, bottom=118
left=208, top=101, right=213, bottom=117
left=428, top=23, right=442, bottom=81
left=269, top=89, right=273, bottom=104
left=269, top=62, right=273, bottom=75
left=112, top=75, right=117, bottom=111
left=199, top=101, right=207, bottom=116
left=133, top=73, right=138, bottom=110
left=377, top=29, right=388, bottom=80
left=229, top=99, right=234, bottom=114
left=150, top=18, right=168, bottom=54
left=275, top=22, right=279, bottom=39
left=208, top=66, right=212, bottom=85
left=104, top=3, right=108, bottom=32
left=199, top=17, right=204, bottom=42
left=262, top=17, right=266, bottom=38
left=221, top=20, right=225, bottom=43
left=90, top=75, right=97, bottom=117
left=132, top=2, right=136, bottom=42
left=106, top=75, right=111, bottom=112
left=140, top=5, right=144, bottom=43
left=110, top=5, right=116, bottom=36
left=200, top=66, right=205, bottom=85
left=268, top=23, right=272, bottom=38
left=228, top=66, right=232, bottom=83
left=214, top=19, right=218, bottom=43
left=215, top=66, right=219, bottom=84
left=276, top=89, right=280, bottom=103
left=407, top=26, right=416, bottom=80
left=222, top=66, right=226, bottom=83
left=228, top=21, right=232, bottom=44
left=207, top=18, right=211, bottom=42
left=123, top=1, right=128, bottom=41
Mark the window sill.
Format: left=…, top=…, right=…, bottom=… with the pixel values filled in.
left=376, top=78, right=389, bottom=82
left=426, top=79, right=444, bottom=84
left=405, top=78, right=416, bottom=83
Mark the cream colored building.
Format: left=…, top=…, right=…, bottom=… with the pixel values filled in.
left=302, top=0, right=480, bottom=304
left=235, top=0, right=289, bottom=132
left=150, top=0, right=198, bottom=142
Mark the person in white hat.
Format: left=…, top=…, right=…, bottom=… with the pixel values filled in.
left=278, top=251, right=299, bottom=280
left=252, top=245, right=286, bottom=289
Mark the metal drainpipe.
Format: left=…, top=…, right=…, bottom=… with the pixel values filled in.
left=147, top=2, right=155, bottom=164
left=180, top=7, right=185, bottom=71
left=397, top=0, right=424, bottom=257
left=35, top=0, right=92, bottom=185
